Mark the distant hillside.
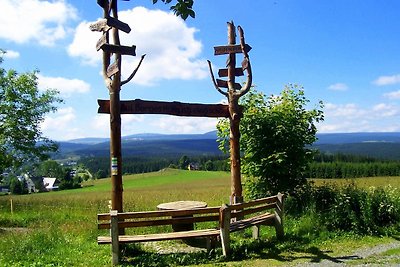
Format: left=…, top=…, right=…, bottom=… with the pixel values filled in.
left=53, top=132, right=400, bottom=160
left=54, top=131, right=221, bottom=159
left=316, top=132, right=400, bottom=144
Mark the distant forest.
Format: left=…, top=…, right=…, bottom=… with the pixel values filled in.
left=306, top=153, right=400, bottom=179
left=79, top=155, right=229, bottom=178
left=79, top=151, right=400, bottom=179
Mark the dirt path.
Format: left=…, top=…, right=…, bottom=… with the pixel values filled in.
left=294, top=240, right=400, bottom=266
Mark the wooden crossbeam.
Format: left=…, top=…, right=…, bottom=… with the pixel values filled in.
left=98, top=99, right=238, bottom=118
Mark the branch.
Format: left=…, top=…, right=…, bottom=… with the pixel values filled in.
left=237, top=25, right=252, bottom=97
left=207, top=60, right=228, bottom=97
left=121, top=54, right=146, bottom=86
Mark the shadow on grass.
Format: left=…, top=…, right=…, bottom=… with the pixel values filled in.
left=119, top=234, right=364, bottom=266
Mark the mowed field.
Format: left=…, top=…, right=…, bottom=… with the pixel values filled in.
left=0, top=169, right=399, bottom=266
left=0, top=169, right=231, bottom=266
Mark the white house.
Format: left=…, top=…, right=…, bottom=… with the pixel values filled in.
left=43, top=177, right=59, bottom=191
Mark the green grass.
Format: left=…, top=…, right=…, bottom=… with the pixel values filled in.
left=0, top=170, right=399, bottom=266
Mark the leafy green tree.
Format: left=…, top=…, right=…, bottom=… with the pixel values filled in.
left=217, top=85, right=324, bottom=198
left=178, top=155, right=190, bottom=169
left=0, top=51, right=62, bottom=173
left=9, top=177, right=28, bottom=195
left=152, top=0, right=195, bottom=19
left=36, top=160, right=64, bottom=179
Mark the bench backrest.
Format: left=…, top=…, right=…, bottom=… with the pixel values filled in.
left=228, top=193, right=284, bottom=220
left=98, top=206, right=221, bottom=230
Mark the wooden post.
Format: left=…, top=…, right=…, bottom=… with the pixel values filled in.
left=108, top=0, right=124, bottom=218
left=91, top=1, right=144, bottom=221
left=227, top=22, right=243, bottom=205
left=10, top=198, right=13, bottom=215
left=219, top=204, right=231, bottom=257
left=274, top=193, right=285, bottom=238
left=110, top=210, right=120, bottom=265
left=208, top=22, right=252, bottom=205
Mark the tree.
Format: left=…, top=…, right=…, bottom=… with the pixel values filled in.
left=9, top=176, right=28, bottom=195
left=217, top=84, right=324, bottom=198
left=36, top=160, right=64, bottom=179
left=178, top=155, right=190, bottom=169
left=0, top=51, right=62, bottom=173
left=152, top=0, right=195, bottom=20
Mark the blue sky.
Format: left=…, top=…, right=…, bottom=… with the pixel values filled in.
left=1, top=0, right=400, bottom=141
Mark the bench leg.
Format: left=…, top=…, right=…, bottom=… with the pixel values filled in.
left=110, top=210, right=120, bottom=265
left=252, top=225, right=260, bottom=239
left=220, top=204, right=231, bottom=257
left=206, top=236, right=217, bottom=254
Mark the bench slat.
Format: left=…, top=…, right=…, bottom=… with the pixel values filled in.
left=229, top=196, right=277, bottom=210
left=98, top=206, right=221, bottom=220
left=98, top=214, right=220, bottom=229
left=98, top=229, right=220, bottom=244
left=231, top=202, right=277, bottom=219
left=230, top=213, right=275, bottom=232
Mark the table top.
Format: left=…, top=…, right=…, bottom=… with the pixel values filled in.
left=157, top=200, right=208, bottom=210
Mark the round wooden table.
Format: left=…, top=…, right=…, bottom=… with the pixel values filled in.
left=157, top=200, right=208, bottom=231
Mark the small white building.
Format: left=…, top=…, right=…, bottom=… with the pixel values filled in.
left=43, top=177, right=59, bottom=191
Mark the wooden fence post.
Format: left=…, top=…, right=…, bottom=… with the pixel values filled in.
left=220, top=204, right=231, bottom=257
left=110, top=210, right=120, bottom=265
left=274, top=193, right=284, bottom=239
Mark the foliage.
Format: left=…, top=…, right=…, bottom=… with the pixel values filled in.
left=79, top=155, right=228, bottom=178
left=9, top=176, right=28, bottom=195
left=307, top=161, right=400, bottom=178
left=286, top=183, right=400, bottom=235
left=0, top=51, right=62, bottom=173
left=178, top=155, right=190, bottom=169
left=34, top=160, right=81, bottom=190
left=152, top=0, right=195, bottom=20
left=307, top=153, right=400, bottom=178
left=217, top=85, right=324, bottom=197
left=0, top=171, right=399, bottom=266
left=35, top=160, right=65, bottom=179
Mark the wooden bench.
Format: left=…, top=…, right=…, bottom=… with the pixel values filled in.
left=97, top=206, right=222, bottom=265
left=98, top=193, right=284, bottom=264
left=219, top=193, right=285, bottom=256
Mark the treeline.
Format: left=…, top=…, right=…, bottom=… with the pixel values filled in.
left=306, top=153, right=400, bottom=178
left=79, top=155, right=229, bottom=178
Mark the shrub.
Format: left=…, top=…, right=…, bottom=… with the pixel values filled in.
left=286, top=183, right=400, bottom=235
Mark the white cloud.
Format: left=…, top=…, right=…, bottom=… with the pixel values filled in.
left=318, top=102, right=400, bottom=133
left=152, top=116, right=217, bottom=134
left=41, top=107, right=81, bottom=140
left=372, top=103, right=399, bottom=117
left=37, top=74, right=91, bottom=97
left=373, top=74, right=400, bottom=86
left=383, top=90, right=400, bottom=99
left=3, top=50, right=20, bottom=59
left=324, top=103, right=367, bottom=118
left=68, top=6, right=207, bottom=85
left=327, top=83, right=348, bottom=91
left=0, top=0, right=77, bottom=46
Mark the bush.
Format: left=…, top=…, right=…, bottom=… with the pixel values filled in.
left=286, top=183, right=400, bottom=235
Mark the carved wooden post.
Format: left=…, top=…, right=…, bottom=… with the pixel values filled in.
left=90, top=0, right=145, bottom=222
left=208, top=22, right=253, bottom=204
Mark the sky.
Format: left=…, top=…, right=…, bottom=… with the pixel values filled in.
left=1, top=0, right=400, bottom=141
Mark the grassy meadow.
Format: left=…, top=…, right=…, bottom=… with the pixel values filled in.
left=0, top=169, right=399, bottom=266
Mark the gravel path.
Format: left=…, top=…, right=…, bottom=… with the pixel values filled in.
left=294, top=240, right=400, bottom=267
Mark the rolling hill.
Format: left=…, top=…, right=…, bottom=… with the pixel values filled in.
left=53, top=132, right=400, bottom=160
